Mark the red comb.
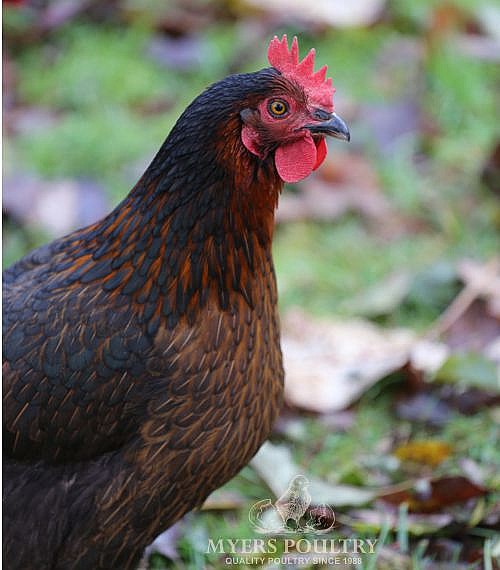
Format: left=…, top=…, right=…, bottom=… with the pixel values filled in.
left=267, top=35, right=334, bottom=111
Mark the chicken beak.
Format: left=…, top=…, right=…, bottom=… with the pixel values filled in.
left=306, top=113, right=350, bottom=142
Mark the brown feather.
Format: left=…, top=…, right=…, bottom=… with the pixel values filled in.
left=3, top=67, right=286, bottom=569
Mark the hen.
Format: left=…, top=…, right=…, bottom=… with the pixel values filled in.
left=3, top=35, right=349, bottom=569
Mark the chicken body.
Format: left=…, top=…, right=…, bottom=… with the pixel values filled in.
left=3, top=71, right=284, bottom=569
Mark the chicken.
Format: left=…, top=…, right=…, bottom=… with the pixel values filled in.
left=275, top=475, right=311, bottom=530
left=3, top=35, right=349, bottom=569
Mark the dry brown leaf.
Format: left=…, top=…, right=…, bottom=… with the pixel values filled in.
left=425, top=260, right=500, bottom=374
left=444, top=299, right=500, bottom=356
left=457, top=259, right=500, bottom=318
left=380, top=476, right=487, bottom=513
left=282, top=309, right=415, bottom=413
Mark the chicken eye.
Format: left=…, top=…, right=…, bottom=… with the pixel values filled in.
left=268, top=99, right=289, bottom=118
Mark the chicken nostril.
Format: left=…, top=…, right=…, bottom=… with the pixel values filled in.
left=312, top=108, right=333, bottom=122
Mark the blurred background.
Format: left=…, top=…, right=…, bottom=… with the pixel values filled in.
left=3, top=0, right=500, bottom=568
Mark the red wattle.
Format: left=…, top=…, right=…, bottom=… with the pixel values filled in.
left=313, top=137, right=328, bottom=170
left=274, top=133, right=317, bottom=183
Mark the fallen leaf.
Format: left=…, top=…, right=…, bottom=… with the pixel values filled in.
left=380, top=476, right=487, bottom=513
left=251, top=442, right=375, bottom=507
left=457, top=259, right=500, bottom=319
left=282, top=309, right=415, bottom=413
left=240, top=0, right=386, bottom=27
left=394, top=441, right=452, bottom=467
left=427, top=260, right=500, bottom=350
left=411, top=340, right=450, bottom=375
